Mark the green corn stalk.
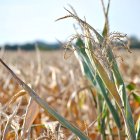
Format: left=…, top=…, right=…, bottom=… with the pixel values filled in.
left=66, top=5, right=136, bottom=139
left=56, top=1, right=136, bottom=139
left=75, top=37, right=122, bottom=130
left=101, top=0, right=136, bottom=139
left=84, top=20, right=135, bottom=139
left=97, top=94, right=106, bottom=140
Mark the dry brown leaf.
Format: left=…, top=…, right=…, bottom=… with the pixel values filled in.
left=21, top=98, right=40, bottom=138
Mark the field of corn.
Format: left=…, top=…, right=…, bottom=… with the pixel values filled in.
left=0, top=48, right=140, bottom=140
left=1, top=1, right=140, bottom=139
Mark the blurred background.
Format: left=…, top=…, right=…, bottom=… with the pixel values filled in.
left=0, top=0, right=140, bottom=50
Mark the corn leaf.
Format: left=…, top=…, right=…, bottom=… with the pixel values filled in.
left=75, top=37, right=122, bottom=129
left=133, top=93, right=140, bottom=104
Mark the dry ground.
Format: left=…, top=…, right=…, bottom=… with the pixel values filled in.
left=0, top=49, right=140, bottom=139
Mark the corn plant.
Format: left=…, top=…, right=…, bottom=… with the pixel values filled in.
left=57, top=0, right=136, bottom=139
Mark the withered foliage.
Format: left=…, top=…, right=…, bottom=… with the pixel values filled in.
left=0, top=49, right=140, bottom=139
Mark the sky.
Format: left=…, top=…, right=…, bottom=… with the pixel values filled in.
left=0, top=0, right=140, bottom=45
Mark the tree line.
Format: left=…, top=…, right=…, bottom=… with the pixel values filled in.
left=0, top=36, right=140, bottom=50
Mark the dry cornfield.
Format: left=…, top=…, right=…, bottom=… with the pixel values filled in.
left=0, top=49, right=140, bottom=140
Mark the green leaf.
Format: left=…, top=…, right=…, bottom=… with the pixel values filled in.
left=133, top=93, right=140, bottom=103
left=106, top=48, right=136, bottom=140
left=75, top=37, right=122, bottom=129
left=76, top=37, right=85, bottom=47
left=102, top=22, right=108, bottom=37
left=127, top=83, right=136, bottom=91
